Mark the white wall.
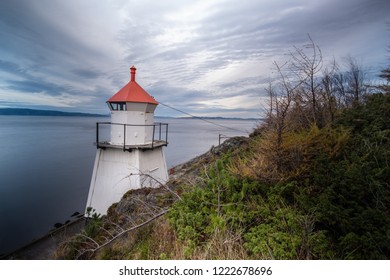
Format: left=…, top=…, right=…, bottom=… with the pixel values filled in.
left=86, top=147, right=168, bottom=216
left=139, top=148, right=168, bottom=187
left=110, top=110, right=155, bottom=145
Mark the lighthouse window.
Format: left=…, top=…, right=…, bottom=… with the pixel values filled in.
left=109, top=102, right=127, bottom=111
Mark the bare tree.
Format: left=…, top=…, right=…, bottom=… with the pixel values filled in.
left=267, top=62, right=294, bottom=148
left=267, top=35, right=372, bottom=130
left=288, top=35, right=324, bottom=127
left=267, top=35, right=326, bottom=131
left=344, top=56, right=368, bottom=106
left=378, top=67, right=390, bottom=93
left=320, top=59, right=339, bottom=123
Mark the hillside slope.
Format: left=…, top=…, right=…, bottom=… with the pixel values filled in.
left=55, top=93, right=390, bottom=260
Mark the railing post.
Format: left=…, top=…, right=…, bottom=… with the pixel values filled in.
left=123, top=124, right=126, bottom=151
left=159, top=122, right=162, bottom=140
left=152, top=124, right=156, bottom=149
left=96, top=122, right=99, bottom=149
left=166, top=123, right=168, bottom=144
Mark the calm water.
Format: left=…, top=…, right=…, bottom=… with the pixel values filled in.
left=0, top=116, right=257, bottom=256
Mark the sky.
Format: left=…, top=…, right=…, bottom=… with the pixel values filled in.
left=0, top=0, right=389, bottom=118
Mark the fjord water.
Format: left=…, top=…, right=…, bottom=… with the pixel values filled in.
left=0, top=116, right=257, bottom=256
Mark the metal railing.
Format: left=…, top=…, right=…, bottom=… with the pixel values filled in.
left=96, top=122, right=168, bottom=150
left=218, top=134, right=232, bottom=145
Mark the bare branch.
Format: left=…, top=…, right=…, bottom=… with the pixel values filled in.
left=124, top=171, right=182, bottom=201
left=94, top=210, right=168, bottom=253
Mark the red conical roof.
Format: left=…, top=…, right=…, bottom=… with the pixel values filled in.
left=107, top=66, right=158, bottom=105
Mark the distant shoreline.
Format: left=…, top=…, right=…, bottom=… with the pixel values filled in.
left=0, top=108, right=107, bottom=117
left=0, top=108, right=262, bottom=121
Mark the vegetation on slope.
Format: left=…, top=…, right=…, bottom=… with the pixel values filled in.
left=167, top=92, right=389, bottom=259
left=56, top=39, right=390, bottom=260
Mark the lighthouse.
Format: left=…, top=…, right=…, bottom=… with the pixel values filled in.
left=86, top=66, right=169, bottom=215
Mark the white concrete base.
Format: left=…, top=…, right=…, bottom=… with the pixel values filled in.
left=85, top=147, right=168, bottom=216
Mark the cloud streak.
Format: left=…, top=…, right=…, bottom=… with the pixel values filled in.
left=0, top=0, right=389, bottom=117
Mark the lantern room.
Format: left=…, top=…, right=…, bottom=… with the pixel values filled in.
left=98, top=66, right=167, bottom=147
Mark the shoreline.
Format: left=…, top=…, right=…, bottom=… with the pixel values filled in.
left=4, top=218, right=86, bottom=260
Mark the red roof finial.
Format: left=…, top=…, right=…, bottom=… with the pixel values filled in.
left=107, top=66, right=158, bottom=105
left=130, top=66, right=136, bottom=81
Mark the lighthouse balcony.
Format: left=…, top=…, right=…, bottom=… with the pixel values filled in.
left=95, top=122, right=168, bottom=151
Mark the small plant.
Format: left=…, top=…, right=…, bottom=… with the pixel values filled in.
left=84, top=208, right=102, bottom=238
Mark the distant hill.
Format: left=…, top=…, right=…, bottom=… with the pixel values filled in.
left=0, top=108, right=106, bottom=117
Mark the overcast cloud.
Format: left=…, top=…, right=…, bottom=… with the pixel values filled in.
left=0, top=0, right=389, bottom=118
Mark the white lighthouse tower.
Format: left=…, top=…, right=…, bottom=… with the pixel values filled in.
left=86, top=66, right=169, bottom=215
